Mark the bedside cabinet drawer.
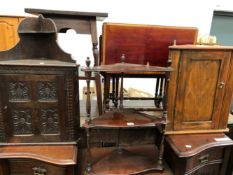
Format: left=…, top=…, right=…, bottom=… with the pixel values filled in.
left=188, top=163, right=221, bottom=175
left=9, top=159, right=74, bottom=175
left=164, top=133, right=233, bottom=175
left=0, top=144, right=77, bottom=175
left=185, top=147, right=223, bottom=172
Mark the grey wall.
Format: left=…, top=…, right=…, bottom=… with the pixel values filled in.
left=210, top=11, right=233, bottom=46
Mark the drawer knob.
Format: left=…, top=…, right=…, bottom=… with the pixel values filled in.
left=198, top=154, right=209, bottom=164
left=32, top=167, right=47, bottom=175
left=219, top=82, right=225, bottom=89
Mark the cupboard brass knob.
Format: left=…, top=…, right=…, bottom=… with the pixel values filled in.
left=219, top=82, right=225, bottom=89
left=199, top=154, right=209, bottom=164
left=3, top=106, right=7, bottom=110
left=32, top=167, right=47, bottom=175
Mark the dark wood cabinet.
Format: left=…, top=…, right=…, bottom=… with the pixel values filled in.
left=167, top=45, right=233, bottom=133
left=0, top=67, right=79, bottom=143
left=0, top=16, right=79, bottom=175
left=164, top=133, right=233, bottom=175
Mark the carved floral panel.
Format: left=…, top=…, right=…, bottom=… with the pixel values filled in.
left=12, top=109, right=32, bottom=135
left=40, top=108, right=59, bottom=134
left=38, top=82, right=57, bottom=101
left=8, top=82, right=30, bottom=101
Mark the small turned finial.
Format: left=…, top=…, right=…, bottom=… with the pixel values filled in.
left=167, top=58, right=172, bottom=67
left=173, top=39, right=176, bottom=46
left=120, top=54, right=126, bottom=63
left=86, top=57, right=91, bottom=68
left=38, top=14, right=44, bottom=21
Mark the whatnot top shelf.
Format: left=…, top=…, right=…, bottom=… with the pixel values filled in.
left=81, top=62, right=173, bottom=73
left=83, top=109, right=166, bottom=128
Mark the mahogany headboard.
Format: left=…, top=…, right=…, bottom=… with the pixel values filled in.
left=101, top=23, right=198, bottom=67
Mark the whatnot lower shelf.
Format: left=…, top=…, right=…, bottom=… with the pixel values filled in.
left=83, top=110, right=166, bottom=174
left=83, top=109, right=166, bottom=129
left=84, top=145, right=163, bottom=175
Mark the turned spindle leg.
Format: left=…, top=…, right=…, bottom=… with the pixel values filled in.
left=111, top=76, right=116, bottom=106
left=157, top=69, right=171, bottom=169
left=85, top=128, right=92, bottom=173
left=154, top=77, right=160, bottom=108
left=162, top=71, right=171, bottom=116
left=157, top=127, right=165, bottom=169
left=95, top=73, right=103, bottom=115
left=103, top=74, right=111, bottom=111
left=115, top=76, right=119, bottom=108
left=92, top=43, right=98, bottom=67
left=90, top=19, right=98, bottom=67
left=119, top=72, right=124, bottom=110
left=119, top=54, right=125, bottom=110
left=85, top=57, right=91, bottom=123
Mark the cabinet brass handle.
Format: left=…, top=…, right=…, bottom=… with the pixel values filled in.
left=32, top=167, right=47, bottom=175
left=219, top=82, right=225, bottom=89
left=198, top=154, right=209, bottom=164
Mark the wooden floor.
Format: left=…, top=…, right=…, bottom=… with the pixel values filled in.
left=143, top=163, right=173, bottom=175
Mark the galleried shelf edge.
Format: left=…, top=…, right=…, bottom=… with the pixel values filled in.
left=166, top=44, right=233, bottom=134
left=82, top=57, right=173, bottom=175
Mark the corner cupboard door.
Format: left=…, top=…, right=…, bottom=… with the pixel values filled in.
left=0, top=74, right=66, bottom=143
left=174, top=50, right=231, bottom=130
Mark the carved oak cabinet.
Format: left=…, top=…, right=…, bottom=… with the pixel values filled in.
left=0, top=16, right=79, bottom=175
left=0, top=62, right=79, bottom=143
left=167, top=45, right=233, bottom=133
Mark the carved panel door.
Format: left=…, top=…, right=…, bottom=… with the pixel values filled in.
left=0, top=74, right=66, bottom=143
left=174, top=50, right=231, bottom=130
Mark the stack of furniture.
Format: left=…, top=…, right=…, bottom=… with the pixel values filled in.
left=1, top=8, right=233, bottom=175
left=79, top=23, right=200, bottom=175
left=95, top=23, right=233, bottom=175
left=0, top=16, right=79, bottom=175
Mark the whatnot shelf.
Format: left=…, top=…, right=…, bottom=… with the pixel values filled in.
left=83, top=109, right=166, bottom=128
left=82, top=57, right=173, bottom=174
left=84, top=145, right=162, bottom=175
